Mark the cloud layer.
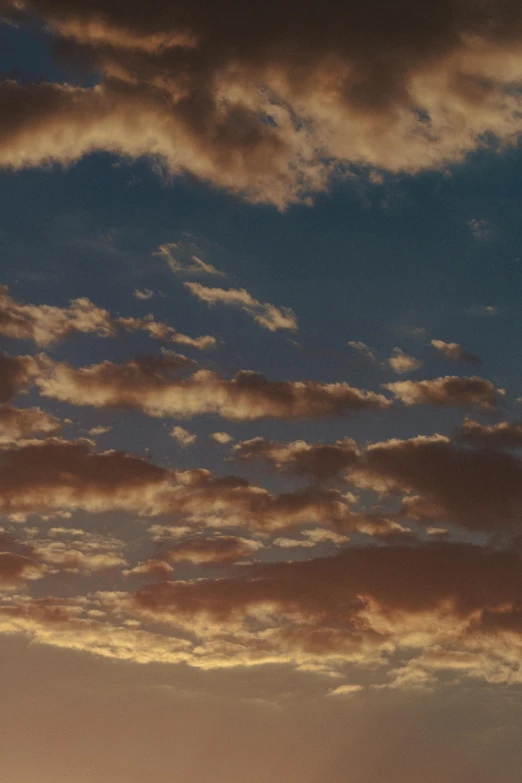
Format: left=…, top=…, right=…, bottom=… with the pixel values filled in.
left=4, top=0, right=522, bottom=204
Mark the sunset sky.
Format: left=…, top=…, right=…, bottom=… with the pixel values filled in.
left=1, top=2, right=522, bottom=781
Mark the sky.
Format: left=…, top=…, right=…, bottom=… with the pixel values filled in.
left=1, top=2, right=522, bottom=781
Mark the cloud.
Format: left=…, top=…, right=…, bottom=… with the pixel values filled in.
left=0, top=353, right=40, bottom=402
left=185, top=283, right=298, bottom=332
left=32, top=540, right=127, bottom=574
left=0, top=285, right=216, bottom=350
left=347, top=341, right=376, bottom=363
left=457, top=418, right=522, bottom=450
left=87, top=425, right=112, bottom=436
left=34, top=356, right=392, bottom=420
left=133, top=288, right=154, bottom=300
left=0, top=404, right=63, bottom=443
left=155, top=242, right=225, bottom=277
left=431, top=339, right=481, bottom=365
left=0, top=285, right=113, bottom=345
left=5, top=2, right=522, bottom=204
left=165, top=535, right=263, bottom=565
left=328, top=684, right=363, bottom=697
left=233, top=436, right=360, bottom=479
left=0, top=552, right=44, bottom=588
left=2, top=539, right=522, bottom=684
left=169, top=425, right=197, bottom=446
left=0, top=436, right=389, bottom=534
left=388, top=348, right=422, bottom=375
left=467, top=218, right=490, bottom=240
left=465, top=305, right=499, bottom=317
left=123, top=559, right=174, bottom=579
left=211, top=431, right=234, bottom=444
left=126, top=541, right=522, bottom=679
left=349, top=434, right=522, bottom=533
left=117, top=315, right=216, bottom=350
left=0, top=437, right=168, bottom=518
left=384, top=376, right=504, bottom=408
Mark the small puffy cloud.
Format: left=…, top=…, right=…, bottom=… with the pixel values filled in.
left=347, top=341, right=376, bottom=362
left=211, top=431, right=234, bottom=444
left=328, top=684, right=363, bottom=697
left=233, top=437, right=360, bottom=479
left=457, top=418, right=522, bottom=450
left=0, top=285, right=215, bottom=351
left=0, top=285, right=113, bottom=345
left=0, top=552, right=44, bottom=588
left=32, top=540, right=127, bottom=573
left=385, top=376, right=504, bottom=408
left=155, top=242, right=225, bottom=277
left=88, top=425, right=112, bottom=436
left=0, top=404, right=62, bottom=444
left=134, top=288, right=154, bottom=300
left=124, top=560, right=174, bottom=579
left=117, top=314, right=216, bottom=350
left=35, top=356, right=392, bottom=420
left=431, top=339, right=480, bottom=365
left=388, top=348, right=422, bottom=375
left=169, top=425, right=197, bottom=447
left=465, top=305, right=498, bottom=317
left=185, top=283, right=298, bottom=332
left=467, top=218, right=490, bottom=240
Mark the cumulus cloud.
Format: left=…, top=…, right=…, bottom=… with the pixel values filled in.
left=169, top=425, right=197, bottom=446
left=34, top=355, right=392, bottom=420
left=211, top=431, right=234, bottom=444
left=233, top=436, right=359, bottom=479
left=431, top=339, right=481, bottom=365
left=384, top=376, right=504, bottom=408
left=457, top=418, right=522, bottom=449
left=0, top=285, right=113, bottom=345
left=0, top=404, right=63, bottom=443
left=4, top=2, right=522, bottom=204
left=387, top=348, right=422, bottom=375
left=0, top=285, right=215, bottom=350
left=185, top=282, right=298, bottom=332
left=348, top=434, right=522, bottom=533
left=0, top=436, right=391, bottom=534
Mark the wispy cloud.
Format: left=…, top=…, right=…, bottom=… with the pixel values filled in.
left=156, top=242, right=225, bottom=277
left=185, top=282, right=298, bottom=332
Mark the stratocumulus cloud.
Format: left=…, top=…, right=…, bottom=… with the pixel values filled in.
left=384, top=376, right=504, bottom=407
left=33, top=355, right=391, bottom=419
left=4, top=2, right=522, bottom=204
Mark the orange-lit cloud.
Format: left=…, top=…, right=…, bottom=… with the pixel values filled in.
left=35, top=356, right=391, bottom=419
left=185, top=283, right=298, bottom=332
left=233, top=436, right=359, bottom=479
left=431, top=339, right=481, bottom=364
left=385, top=376, right=504, bottom=407
left=4, top=2, right=522, bottom=204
